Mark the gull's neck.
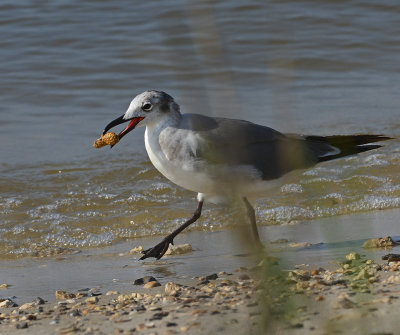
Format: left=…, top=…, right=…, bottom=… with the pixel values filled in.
left=145, top=110, right=182, bottom=133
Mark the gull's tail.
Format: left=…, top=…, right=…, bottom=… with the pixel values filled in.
left=305, top=134, right=392, bottom=162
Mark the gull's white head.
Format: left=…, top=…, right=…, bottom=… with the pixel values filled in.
left=103, top=90, right=180, bottom=140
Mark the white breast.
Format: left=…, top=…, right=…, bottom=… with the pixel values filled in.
left=144, top=126, right=213, bottom=194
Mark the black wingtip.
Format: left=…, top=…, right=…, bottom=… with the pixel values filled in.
left=305, top=134, right=393, bottom=163
left=306, top=134, right=393, bottom=146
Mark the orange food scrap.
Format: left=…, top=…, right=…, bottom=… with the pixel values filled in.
left=93, top=132, right=119, bottom=148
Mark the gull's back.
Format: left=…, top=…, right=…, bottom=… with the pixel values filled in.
left=159, top=113, right=390, bottom=180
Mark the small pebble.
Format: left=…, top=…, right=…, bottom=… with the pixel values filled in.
left=85, top=296, right=99, bottom=304
left=288, top=242, right=311, bottom=248
left=0, top=299, right=17, bottom=308
left=34, top=297, right=46, bottom=305
left=338, top=297, right=356, bottom=309
left=144, top=322, right=155, bottom=328
left=55, top=290, right=80, bottom=300
left=129, top=246, right=144, bottom=254
left=16, top=321, right=28, bottom=329
left=19, top=302, right=35, bottom=311
left=133, top=276, right=157, bottom=285
left=150, top=311, right=169, bottom=320
left=165, top=243, right=193, bottom=255
left=144, top=281, right=161, bottom=289
left=205, top=273, right=218, bottom=281
left=346, top=252, right=360, bottom=261
left=190, top=309, right=207, bottom=316
left=165, top=282, right=181, bottom=295
left=382, top=253, right=400, bottom=261
left=363, top=236, right=396, bottom=249
left=70, top=310, right=81, bottom=317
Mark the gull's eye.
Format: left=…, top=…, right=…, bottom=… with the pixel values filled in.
left=142, top=102, right=153, bottom=111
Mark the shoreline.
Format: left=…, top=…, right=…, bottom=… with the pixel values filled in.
left=2, top=209, right=400, bottom=333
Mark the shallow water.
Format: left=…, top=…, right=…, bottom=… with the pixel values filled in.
left=2, top=209, right=400, bottom=304
left=1, top=0, right=400, bottom=258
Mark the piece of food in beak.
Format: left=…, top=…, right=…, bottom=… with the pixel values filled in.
left=93, top=132, right=119, bottom=148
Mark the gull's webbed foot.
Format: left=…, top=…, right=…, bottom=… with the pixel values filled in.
left=139, top=200, right=203, bottom=261
left=139, top=237, right=174, bottom=260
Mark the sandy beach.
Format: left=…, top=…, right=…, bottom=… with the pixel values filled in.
left=1, top=209, right=400, bottom=334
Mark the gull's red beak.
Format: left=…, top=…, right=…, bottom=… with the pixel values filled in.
left=103, top=115, right=145, bottom=140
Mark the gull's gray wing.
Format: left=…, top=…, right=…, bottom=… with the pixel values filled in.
left=161, top=114, right=390, bottom=181
left=191, top=116, right=325, bottom=180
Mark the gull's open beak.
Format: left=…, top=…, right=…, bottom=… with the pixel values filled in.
left=103, top=114, right=145, bottom=140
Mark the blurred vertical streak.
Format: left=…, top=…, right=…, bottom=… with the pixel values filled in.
left=184, top=1, right=240, bottom=118
left=153, top=2, right=209, bottom=114
left=154, top=1, right=240, bottom=117
left=156, top=2, right=304, bottom=333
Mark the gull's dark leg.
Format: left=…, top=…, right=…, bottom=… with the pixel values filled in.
left=242, top=197, right=264, bottom=248
left=140, top=200, right=204, bottom=260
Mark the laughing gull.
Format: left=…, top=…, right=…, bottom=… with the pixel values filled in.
left=102, top=90, right=390, bottom=260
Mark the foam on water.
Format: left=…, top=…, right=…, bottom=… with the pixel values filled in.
left=0, top=140, right=399, bottom=259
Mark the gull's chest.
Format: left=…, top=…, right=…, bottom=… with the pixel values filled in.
left=145, top=126, right=199, bottom=162
left=144, top=127, right=201, bottom=187
left=144, top=128, right=172, bottom=173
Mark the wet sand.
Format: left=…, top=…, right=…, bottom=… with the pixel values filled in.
left=2, top=209, right=400, bottom=334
